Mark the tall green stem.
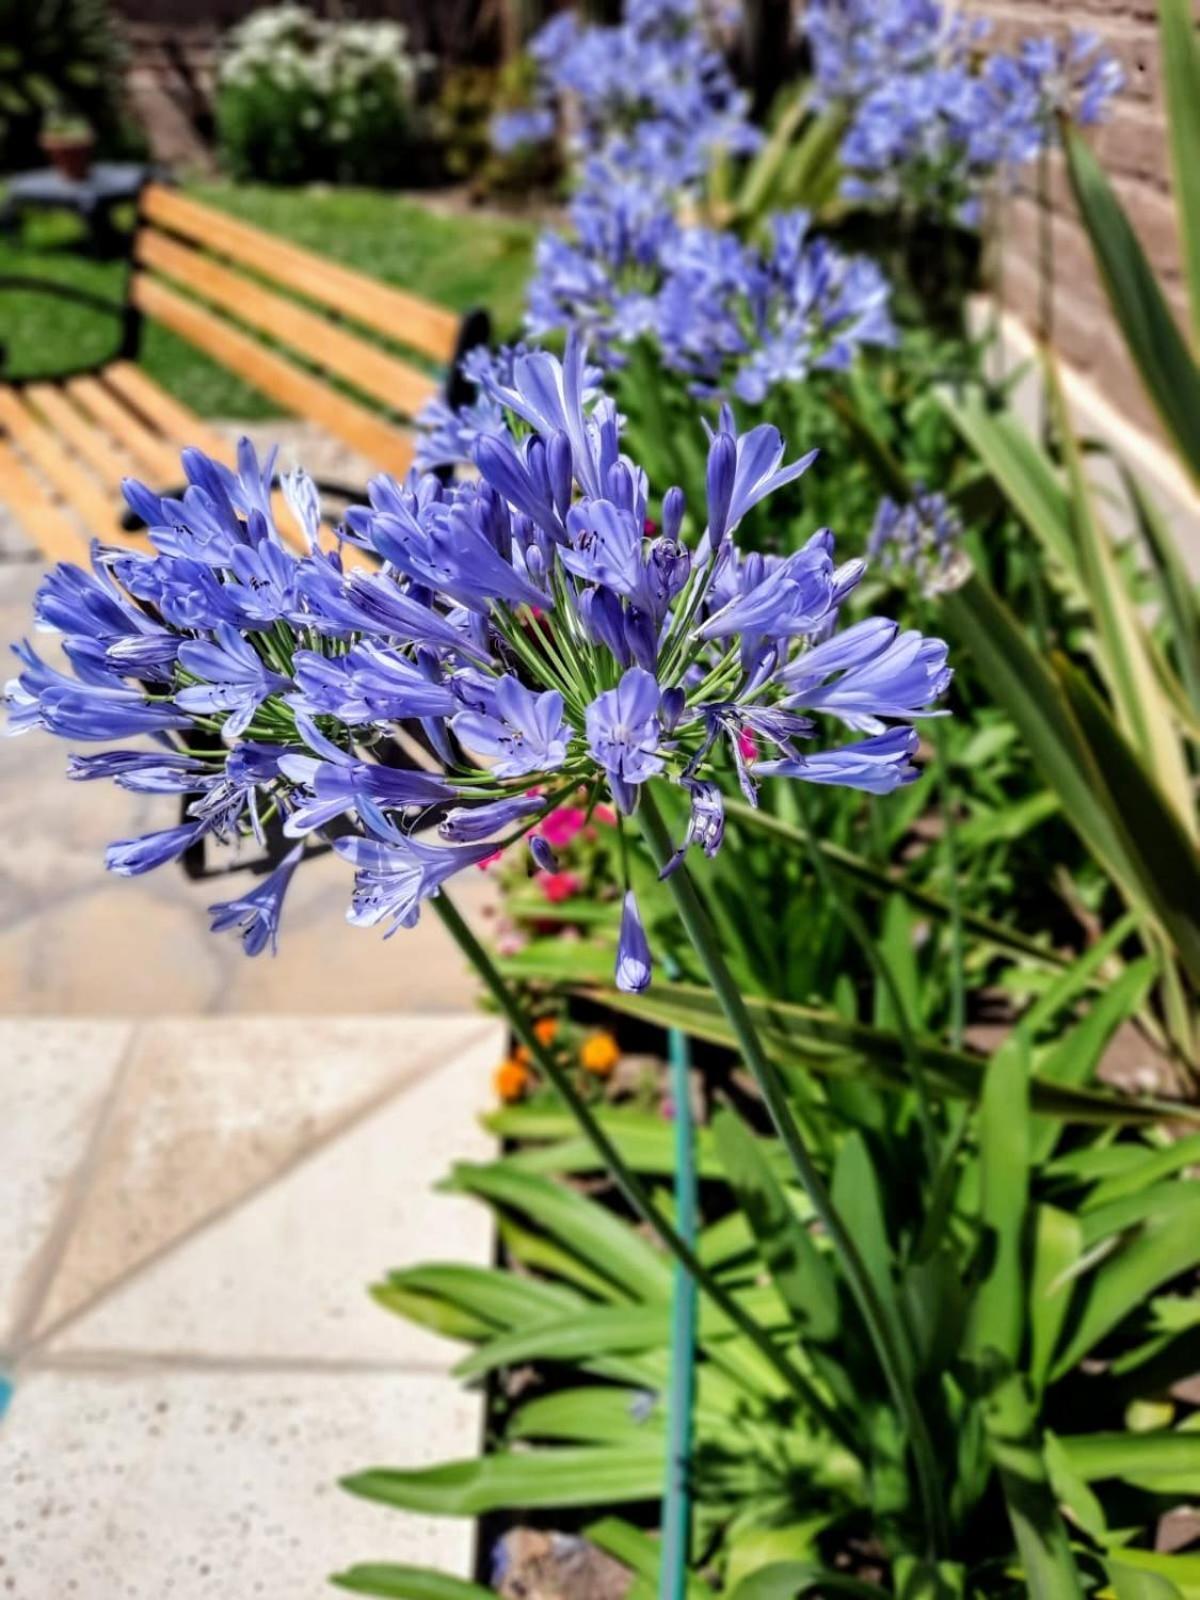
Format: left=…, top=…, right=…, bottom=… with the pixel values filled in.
left=929, top=717, right=966, bottom=1053
left=637, top=787, right=950, bottom=1559
left=431, top=893, right=855, bottom=1453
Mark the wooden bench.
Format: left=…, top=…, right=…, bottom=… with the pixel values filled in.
left=0, top=183, right=489, bottom=563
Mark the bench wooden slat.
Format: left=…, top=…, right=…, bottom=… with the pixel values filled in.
left=24, top=383, right=135, bottom=493
left=65, top=374, right=182, bottom=482
left=0, top=389, right=117, bottom=537
left=132, top=273, right=416, bottom=481
left=137, top=229, right=440, bottom=421
left=140, top=184, right=461, bottom=364
left=103, top=361, right=230, bottom=459
left=0, top=436, right=84, bottom=562
left=105, top=362, right=325, bottom=558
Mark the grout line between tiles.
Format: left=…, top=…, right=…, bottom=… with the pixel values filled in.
left=3, top=1021, right=142, bottom=1363
left=20, top=1348, right=471, bottom=1381
left=24, top=1018, right=500, bottom=1356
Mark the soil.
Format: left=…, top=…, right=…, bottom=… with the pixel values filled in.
left=493, top=1528, right=635, bottom=1600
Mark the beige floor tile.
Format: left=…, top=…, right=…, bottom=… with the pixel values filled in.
left=33, top=1017, right=488, bottom=1340
left=45, top=1024, right=502, bottom=1366
left=0, top=1367, right=481, bottom=1598
left=0, top=1020, right=133, bottom=1350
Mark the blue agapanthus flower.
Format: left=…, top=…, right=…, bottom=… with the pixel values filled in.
left=519, top=192, right=893, bottom=399
left=869, top=487, right=965, bottom=596
left=802, top=0, right=1123, bottom=224
left=5, top=337, right=951, bottom=993
left=507, top=0, right=760, bottom=193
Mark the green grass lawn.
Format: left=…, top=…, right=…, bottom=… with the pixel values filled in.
left=0, top=183, right=535, bottom=418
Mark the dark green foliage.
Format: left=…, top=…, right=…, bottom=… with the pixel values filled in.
left=0, top=0, right=129, bottom=172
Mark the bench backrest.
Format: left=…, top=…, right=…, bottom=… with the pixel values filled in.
left=130, top=184, right=477, bottom=480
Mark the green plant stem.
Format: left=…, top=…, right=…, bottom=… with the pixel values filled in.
left=930, top=717, right=967, bottom=1053
left=431, top=893, right=855, bottom=1453
left=637, top=786, right=951, bottom=1560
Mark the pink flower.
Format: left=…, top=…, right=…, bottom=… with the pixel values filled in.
left=737, top=728, right=758, bottom=762
left=476, top=849, right=503, bottom=871
left=541, top=806, right=587, bottom=849
left=536, top=869, right=581, bottom=903
left=494, top=919, right=527, bottom=957
left=592, top=803, right=618, bottom=828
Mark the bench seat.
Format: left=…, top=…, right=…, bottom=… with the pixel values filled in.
left=0, top=184, right=485, bottom=566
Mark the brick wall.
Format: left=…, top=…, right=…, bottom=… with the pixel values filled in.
left=966, top=0, right=1197, bottom=435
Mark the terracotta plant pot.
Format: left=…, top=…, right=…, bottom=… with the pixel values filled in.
left=40, top=131, right=95, bottom=183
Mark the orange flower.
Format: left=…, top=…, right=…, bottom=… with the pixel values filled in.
left=580, top=1030, right=620, bottom=1077
left=494, top=1057, right=532, bottom=1102
left=533, top=1016, right=559, bottom=1047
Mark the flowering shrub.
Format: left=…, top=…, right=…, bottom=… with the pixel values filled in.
left=483, top=787, right=621, bottom=958
left=803, top=0, right=1124, bottom=223
left=215, top=4, right=424, bottom=186
left=4, top=338, right=949, bottom=996
left=511, top=0, right=760, bottom=195
left=526, top=193, right=895, bottom=394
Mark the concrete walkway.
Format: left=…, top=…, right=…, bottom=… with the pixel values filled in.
left=1, top=487, right=507, bottom=1593
left=0, top=560, right=499, bottom=1017
left=0, top=1014, right=502, bottom=1597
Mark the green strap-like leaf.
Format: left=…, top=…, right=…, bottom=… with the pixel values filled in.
left=729, top=1562, right=893, bottom=1599
left=1055, top=657, right=1200, bottom=991
left=981, top=1369, right=1086, bottom=1600
left=965, top=1037, right=1030, bottom=1367
left=330, top=1565, right=496, bottom=1599
left=1029, top=1205, right=1084, bottom=1392
left=725, top=797, right=1074, bottom=971
left=1051, top=1192, right=1200, bottom=1377
left=583, top=979, right=1187, bottom=1126
left=1045, top=355, right=1195, bottom=831
left=444, top=1164, right=672, bottom=1304
left=1119, top=465, right=1200, bottom=718
left=937, top=387, right=1080, bottom=583
left=1107, top=1550, right=1200, bottom=1599
left=586, top=1516, right=712, bottom=1600
left=1055, top=1427, right=1200, bottom=1487
left=342, top=1444, right=666, bottom=1516
left=1064, top=126, right=1200, bottom=489
left=712, top=1107, right=840, bottom=1342
left=942, top=577, right=1133, bottom=895
left=1159, top=0, right=1200, bottom=351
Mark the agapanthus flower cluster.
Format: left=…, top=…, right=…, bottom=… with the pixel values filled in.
left=416, top=344, right=604, bottom=475
left=521, top=195, right=893, bottom=395
left=495, top=0, right=759, bottom=194
left=802, top=0, right=1123, bottom=224
left=5, top=339, right=950, bottom=990
left=869, top=488, right=965, bottom=597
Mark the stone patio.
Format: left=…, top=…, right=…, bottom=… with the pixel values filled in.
left=0, top=555, right=499, bottom=1017
left=0, top=1014, right=502, bottom=1597
left=0, top=429, right=512, bottom=1594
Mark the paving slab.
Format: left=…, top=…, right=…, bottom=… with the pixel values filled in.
left=0, top=564, right=499, bottom=1018
left=0, top=1020, right=132, bottom=1352
left=44, top=1023, right=501, bottom=1367
left=32, top=1016, right=491, bottom=1342
left=0, top=1367, right=481, bottom=1599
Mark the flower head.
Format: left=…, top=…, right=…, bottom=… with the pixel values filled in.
left=4, top=346, right=950, bottom=994
left=802, top=0, right=1122, bottom=224
left=494, top=1056, right=533, bottom=1102
left=208, top=842, right=305, bottom=956
left=581, top=1029, right=620, bottom=1076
